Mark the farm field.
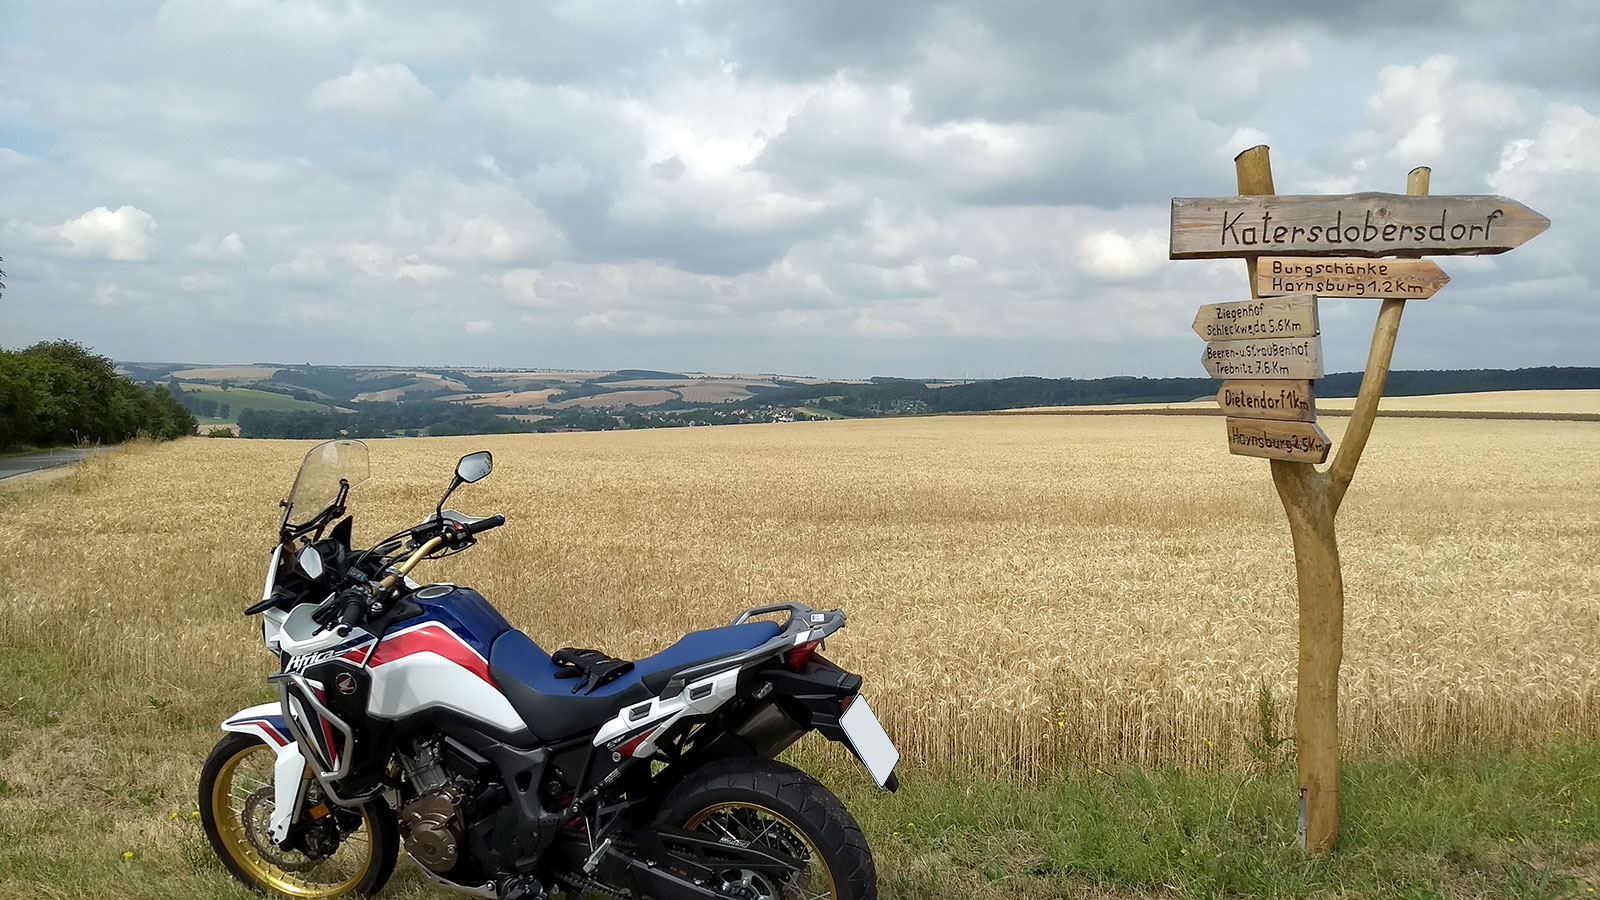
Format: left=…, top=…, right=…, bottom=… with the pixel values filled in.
left=2, top=413, right=1597, bottom=773
left=175, top=385, right=345, bottom=417
left=1, top=412, right=1597, bottom=897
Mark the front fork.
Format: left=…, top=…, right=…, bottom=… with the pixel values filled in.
left=220, top=703, right=314, bottom=843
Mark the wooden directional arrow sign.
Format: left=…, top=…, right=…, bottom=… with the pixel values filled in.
left=1225, top=418, right=1331, bottom=463
left=1202, top=335, right=1324, bottom=379
left=1256, top=257, right=1449, bottom=299
left=1217, top=379, right=1316, bottom=422
left=1170, top=193, right=1549, bottom=259
left=1193, top=294, right=1318, bottom=341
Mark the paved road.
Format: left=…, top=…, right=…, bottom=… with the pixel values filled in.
left=0, top=448, right=104, bottom=481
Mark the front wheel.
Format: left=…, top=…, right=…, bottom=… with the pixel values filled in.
left=198, top=732, right=398, bottom=898
left=654, top=757, right=878, bottom=900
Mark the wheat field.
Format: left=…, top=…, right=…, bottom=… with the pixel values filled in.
left=1, top=413, right=1597, bottom=784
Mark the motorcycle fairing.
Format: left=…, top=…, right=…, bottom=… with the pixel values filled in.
left=221, top=703, right=312, bottom=844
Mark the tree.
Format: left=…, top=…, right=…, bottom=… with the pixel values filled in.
left=0, top=340, right=196, bottom=450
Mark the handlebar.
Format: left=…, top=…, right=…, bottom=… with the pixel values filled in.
left=462, top=514, right=505, bottom=537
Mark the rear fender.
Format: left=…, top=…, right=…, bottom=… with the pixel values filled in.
left=755, top=654, right=862, bottom=742
left=221, top=703, right=311, bottom=844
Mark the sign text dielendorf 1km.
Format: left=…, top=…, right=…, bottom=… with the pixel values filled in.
left=1170, top=193, right=1549, bottom=259
left=1217, top=379, right=1316, bottom=422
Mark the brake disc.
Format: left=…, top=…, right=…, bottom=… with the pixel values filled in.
left=241, top=790, right=325, bottom=873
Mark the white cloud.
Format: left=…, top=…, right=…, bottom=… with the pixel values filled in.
left=851, top=311, right=913, bottom=338
left=345, top=243, right=393, bottom=278
left=179, top=271, right=227, bottom=292
left=395, top=257, right=449, bottom=282
left=1490, top=104, right=1600, bottom=195
left=0, top=148, right=37, bottom=166
left=269, top=248, right=329, bottom=281
left=464, top=319, right=494, bottom=335
left=185, top=232, right=244, bottom=259
left=1077, top=230, right=1167, bottom=281
left=309, top=61, right=435, bottom=121
left=56, top=206, right=158, bottom=261
left=500, top=269, right=555, bottom=307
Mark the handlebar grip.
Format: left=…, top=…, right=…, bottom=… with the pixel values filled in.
left=463, top=514, right=505, bottom=536
left=333, top=595, right=367, bottom=637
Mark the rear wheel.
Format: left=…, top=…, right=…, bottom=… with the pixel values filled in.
left=198, top=732, right=397, bottom=898
left=654, top=757, right=877, bottom=900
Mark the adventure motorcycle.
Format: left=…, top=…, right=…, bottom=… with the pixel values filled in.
left=200, top=440, right=898, bottom=900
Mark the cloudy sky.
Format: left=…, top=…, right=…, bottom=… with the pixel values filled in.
left=2, top=1, right=1597, bottom=378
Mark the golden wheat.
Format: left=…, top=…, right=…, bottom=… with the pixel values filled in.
left=1, top=413, right=1596, bottom=781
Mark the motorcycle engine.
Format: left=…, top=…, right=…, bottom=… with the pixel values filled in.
left=398, top=736, right=471, bottom=873
left=400, top=783, right=468, bottom=872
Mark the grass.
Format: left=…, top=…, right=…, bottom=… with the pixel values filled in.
left=807, top=740, right=1600, bottom=899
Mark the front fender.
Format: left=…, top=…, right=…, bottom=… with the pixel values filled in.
left=222, top=703, right=309, bottom=844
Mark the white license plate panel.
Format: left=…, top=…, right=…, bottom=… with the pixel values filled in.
left=839, top=697, right=899, bottom=787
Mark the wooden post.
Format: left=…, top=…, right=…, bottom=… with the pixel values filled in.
left=1232, top=146, right=1429, bottom=853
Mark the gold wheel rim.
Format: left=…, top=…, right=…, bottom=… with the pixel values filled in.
left=210, top=742, right=374, bottom=898
left=684, top=801, right=838, bottom=900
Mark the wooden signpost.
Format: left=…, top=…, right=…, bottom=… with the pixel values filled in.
left=1170, top=192, right=1550, bottom=259
left=1170, top=146, right=1547, bottom=855
left=1256, top=257, right=1450, bottom=299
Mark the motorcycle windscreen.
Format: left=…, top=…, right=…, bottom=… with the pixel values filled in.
left=281, top=440, right=370, bottom=529
left=839, top=697, right=899, bottom=787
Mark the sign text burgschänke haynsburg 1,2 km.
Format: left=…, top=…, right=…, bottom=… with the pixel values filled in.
left=1169, top=193, right=1550, bottom=259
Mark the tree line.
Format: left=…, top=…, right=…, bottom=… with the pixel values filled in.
left=237, top=400, right=537, bottom=439
left=741, top=368, right=1600, bottom=417
left=0, top=341, right=196, bottom=451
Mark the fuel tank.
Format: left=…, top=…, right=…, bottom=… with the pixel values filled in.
left=360, top=584, right=526, bottom=734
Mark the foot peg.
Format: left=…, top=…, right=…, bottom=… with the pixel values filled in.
left=497, top=874, right=547, bottom=900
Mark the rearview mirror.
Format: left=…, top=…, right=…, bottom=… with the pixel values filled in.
left=456, top=451, right=492, bottom=484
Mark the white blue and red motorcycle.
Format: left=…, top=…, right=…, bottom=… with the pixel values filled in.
left=200, top=440, right=898, bottom=900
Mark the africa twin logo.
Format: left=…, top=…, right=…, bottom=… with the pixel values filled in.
left=283, top=639, right=372, bottom=673
left=285, top=648, right=346, bottom=672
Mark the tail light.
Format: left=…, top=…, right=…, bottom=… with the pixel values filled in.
left=785, top=640, right=820, bottom=670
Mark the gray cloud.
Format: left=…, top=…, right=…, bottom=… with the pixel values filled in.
left=0, top=1, right=1596, bottom=377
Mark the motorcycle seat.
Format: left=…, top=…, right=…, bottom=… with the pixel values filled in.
left=488, top=621, right=782, bottom=743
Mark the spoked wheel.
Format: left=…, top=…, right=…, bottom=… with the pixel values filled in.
left=198, top=732, right=397, bottom=898
left=655, top=758, right=878, bottom=900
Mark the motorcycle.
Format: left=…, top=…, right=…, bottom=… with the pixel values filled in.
left=199, top=440, right=899, bottom=900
